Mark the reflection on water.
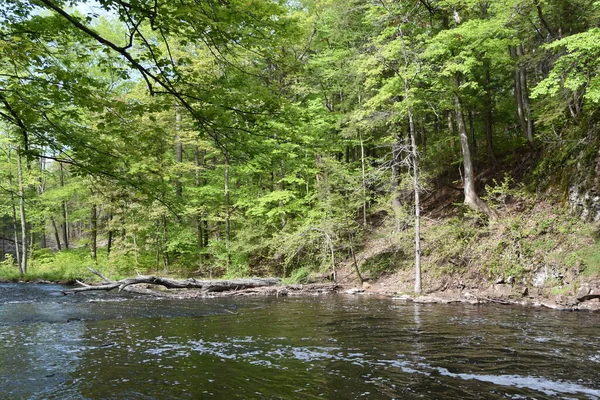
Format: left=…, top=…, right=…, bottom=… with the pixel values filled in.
left=1, top=283, right=599, bottom=399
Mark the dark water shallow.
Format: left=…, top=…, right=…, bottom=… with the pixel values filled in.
left=1, top=283, right=599, bottom=399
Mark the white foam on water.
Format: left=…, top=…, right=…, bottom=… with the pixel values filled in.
left=434, top=367, right=600, bottom=398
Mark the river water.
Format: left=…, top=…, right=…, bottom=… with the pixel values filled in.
left=0, top=283, right=599, bottom=399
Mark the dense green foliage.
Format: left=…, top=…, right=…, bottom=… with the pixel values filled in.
left=0, top=0, right=599, bottom=283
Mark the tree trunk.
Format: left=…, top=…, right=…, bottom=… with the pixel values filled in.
left=399, top=26, right=422, bottom=294
left=63, top=269, right=281, bottom=295
left=59, top=163, right=69, bottom=249
left=7, top=149, right=21, bottom=267
left=454, top=74, right=497, bottom=220
left=534, top=0, right=556, bottom=38
left=483, top=61, right=497, bottom=164
left=359, top=129, right=368, bottom=227
left=350, top=245, right=364, bottom=284
left=224, top=157, right=231, bottom=272
left=194, top=146, right=204, bottom=252
left=278, top=166, right=286, bottom=229
left=175, top=106, right=183, bottom=200
left=90, top=203, right=97, bottom=261
left=446, top=110, right=455, bottom=152
left=51, top=217, right=62, bottom=251
left=517, top=45, right=534, bottom=143
left=16, top=148, right=27, bottom=276
left=390, top=131, right=404, bottom=233
left=162, top=215, right=169, bottom=270
left=155, top=220, right=161, bottom=270
left=106, top=213, right=113, bottom=259
left=38, top=157, right=47, bottom=249
left=468, top=110, right=477, bottom=159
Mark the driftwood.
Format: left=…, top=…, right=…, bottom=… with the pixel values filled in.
left=207, top=283, right=341, bottom=298
left=62, top=268, right=281, bottom=296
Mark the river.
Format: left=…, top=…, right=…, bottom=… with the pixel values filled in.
left=0, top=283, right=599, bottom=399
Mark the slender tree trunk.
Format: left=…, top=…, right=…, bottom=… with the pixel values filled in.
left=399, top=26, right=422, bottom=294
left=512, top=47, right=527, bottom=136
left=517, top=45, right=534, bottom=143
left=38, top=157, right=47, bottom=249
left=155, top=220, right=161, bottom=270
left=350, top=245, right=364, bottom=284
left=133, top=233, right=139, bottom=268
left=175, top=106, right=183, bottom=200
left=194, top=146, right=204, bottom=252
left=454, top=74, right=497, bottom=220
left=16, top=148, right=27, bottom=276
left=203, top=220, right=209, bottom=248
left=90, top=203, right=97, bottom=261
left=483, top=62, right=496, bottom=164
left=28, top=229, right=34, bottom=269
left=162, top=215, right=169, bottom=270
left=7, top=149, right=21, bottom=267
left=51, top=218, right=62, bottom=251
left=12, top=210, right=20, bottom=267
left=224, top=157, right=231, bottom=272
left=59, top=163, right=69, bottom=249
left=359, top=129, right=368, bottom=227
left=390, top=131, right=403, bottom=233
left=534, top=0, right=556, bottom=37
left=446, top=110, right=455, bottom=152
left=106, top=213, right=113, bottom=259
left=468, top=110, right=477, bottom=158
left=278, top=165, right=286, bottom=229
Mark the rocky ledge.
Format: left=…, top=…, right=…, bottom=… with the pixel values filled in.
left=345, top=282, right=600, bottom=312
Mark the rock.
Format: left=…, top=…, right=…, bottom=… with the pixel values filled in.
left=577, top=298, right=600, bottom=311
left=490, top=284, right=513, bottom=298
left=576, top=286, right=591, bottom=300
left=413, top=296, right=439, bottom=304
left=555, top=295, right=578, bottom=307
left=495, top=277, right=504, bottom=284
left=346, top=288, right=365, bottom=294
left=532, top=264, right=564, bottom=288
left=362, top=281, right=371, bottom=289
left=506, top=275, right=515, bottom=284
left=532, top=267, right=547, bottom=287
left=528, top=287, right=542, bottom=298
left=392, top=294, right=413, bottom=301
left=576, top=285, right=600, bottom=302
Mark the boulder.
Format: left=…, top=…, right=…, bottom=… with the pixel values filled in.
left=576, top=285, right=600, bottom=302
left=577, top=298, right=600, bottom=311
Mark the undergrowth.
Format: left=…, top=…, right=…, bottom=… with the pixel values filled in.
left=360, top=176, right=600, bottom=291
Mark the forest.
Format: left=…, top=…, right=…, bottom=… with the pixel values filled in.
left=0, top=0, right=599, bottom=294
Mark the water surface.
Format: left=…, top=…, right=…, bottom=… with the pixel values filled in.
left=1, top=283, right=599, bottom=399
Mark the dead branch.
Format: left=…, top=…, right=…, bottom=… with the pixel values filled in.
left=62, top=275, right=281, bottom=295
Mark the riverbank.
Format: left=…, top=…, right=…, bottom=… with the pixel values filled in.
left=3, top=190, right=600, bottom=312
left=208, top=283, right=600, bottom=311
left=3, top=271, right=600, bottom=311
left=36, top=274, right=597, bottom=312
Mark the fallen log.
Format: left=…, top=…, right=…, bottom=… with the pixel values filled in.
left=62, top=268, right=281, bottom=295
